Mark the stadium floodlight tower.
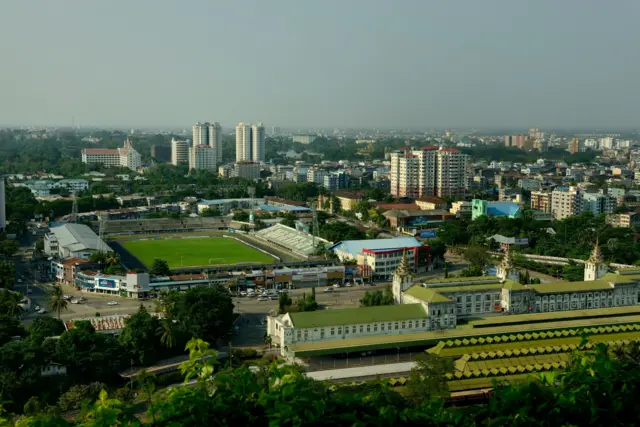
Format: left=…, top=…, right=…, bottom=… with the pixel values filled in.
left=0, top=175, right=6, bottom=233
left=248, top=186, right=256, bottom=225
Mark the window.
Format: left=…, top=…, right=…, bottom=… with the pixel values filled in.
left=408, top=320, right=413, bottom=328
left=401, top=322, right=406, bottom=329
left=352, top=326, right=356, bottom=334
left=466, top=295, right=472, bottom=303
left=366, top=325, right=371, bottom=332
left=381, top=323, right=385, bottom=331
left=337, top=327, right=342, bottom=335
left=475, top=303, right=481, bottom=312
left=296, top=331, right=301, bottom=340
left=475, top=295, right=481, bottom=302
left=494, top=293, right=501, bottom=300
left=388, top=323, right=392, bottom=330
left=360, top=325, right=364, bottom=333
left=320, top=330, right=325, bottom=338
left=422, top=320, right=427, bottom=327
left=304, top=331, right=308, bottom=340
left=395, top=322, right=399, bottom=330
left=331, top=328, right=335, bottom=336
left=374, top=324, right=378, bottom=332
left=485, top=294, right=491, bottom=301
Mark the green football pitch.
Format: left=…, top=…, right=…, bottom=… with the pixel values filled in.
left=122, top=237, right=275, bottom=268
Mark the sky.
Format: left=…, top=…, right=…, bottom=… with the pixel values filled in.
left=1, top=0, right=639, bottom=129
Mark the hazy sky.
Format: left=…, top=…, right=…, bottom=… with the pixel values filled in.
left=1, top=0, right=639, bottom=129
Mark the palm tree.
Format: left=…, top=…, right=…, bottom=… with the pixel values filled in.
left=1, top=289, right=22, bottom=320
left=156, top=318, right=177, bottom=349
left=48, top=286, right=68, bottom=320
left=105, top=252, right=120, bottom=267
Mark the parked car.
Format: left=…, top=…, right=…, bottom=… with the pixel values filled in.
left=345, top=283, right=352, bottom=287
left=34, top=305, right=40, bottom=311
left=269, top=295, right=279, bottom=300
left=107, top=301, right=118, bottom=306
left=257, top=296, right=269, bottom=301
left=239, top=291, right=247, bottom=297
left=70, top=299, right=79, bottom=304
left=323, top=287, right=334, bottom=293
left=38, top=308, right=46, bottom=314
left=333, top=283, right=341, bottom=288
left=63, top=295, right=72, bottom=300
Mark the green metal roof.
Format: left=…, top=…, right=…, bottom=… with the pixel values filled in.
left=433, top=283, right=508, bottom=293
left=532, top=280, right=614, bottom=294
left=289, top=304, right=428, bottom=329
left=404, top=285, right=452, bottom=303
left=424, top=276, right=498, bottom=284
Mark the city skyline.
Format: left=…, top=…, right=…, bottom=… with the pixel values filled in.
left=2, top=0, right=639, bottom=129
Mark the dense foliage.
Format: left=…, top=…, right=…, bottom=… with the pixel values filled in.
left=360, top=286, right=394, bottom=307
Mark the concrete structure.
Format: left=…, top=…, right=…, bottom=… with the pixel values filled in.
left=450, top=201, right=472, bottom=218
left=607, top=212, right=640, bottom=228
left=82, top=138, right=141, bottom=171
left=75, top=271, right=150, bottom=298
left=530, top=191, right=552, bottom=213
left=188, top=144, right=217, bottom=171
left=234, top=161, right=261, bottom=180
left=390, top=147, right=468, bottom=199
left=255, top=223, right=331, bottom=258
left=581, top=192, right=616, bottom=216
left=323, top=171, right=349, bottom=191
left=568, top=138, right=582, bottom=154
left=151, top=144, right=172, bottom=162
left=196, top=198, right=263, bottom=215
left=415, top=196, right=447, bottom=211
left=171, top=138, right=190, bottom=166
left=306, top=168, right=327, bottom=185
left=236, top=122, right=265, bottom=162
left=584, top=241, right=608, bottom=282
left=383, top=209, right=452, bottom=231
left=44, top=223, right=111, bottom=260
left=551, top=186, right=581, bottom=220
left=0, top=177, right=6, bottom=232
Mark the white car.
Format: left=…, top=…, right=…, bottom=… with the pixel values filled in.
left=257, top=296, right=269, bottom=301
left=70, top=299, right=79, bottom=304
left=107, top=301, right=119, bottom=306
left=345, top=283, right=352, bottom=287
left=38, top=308, right=47, bottom=314
left=239, top=291, right=247, bottom=297
left=333, top=283, right=341, bottom=288
left=34, top=305, right=41, bottom=311
left=63, top=295, right=72, bottom=300
left=17, top=279, right=22, bottom=284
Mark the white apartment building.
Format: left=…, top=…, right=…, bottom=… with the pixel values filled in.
left=81, top=139, right=141, bottom=171
left=581, top=192, right=616, bottom=215
left=171, top=138, right=190, bottom=166
left=551, top=186, right=581, bottom=220
left=235, top=122, right=265, bottom=162
left=188, top=145, right=217, bottom=171
left=192, top=122, right=222, bottom=165
left=390, top=147, right=467, bottom=199
left=234, top=161, right=261, bottom=180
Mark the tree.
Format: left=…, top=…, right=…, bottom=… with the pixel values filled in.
left=200, top=207, right=221, bottom=217
left=150, top=258, right=171, bottom=276
left=27, top=317, right=65, bottom=343
left=278, top=292, right=293, bottom=314
left=163, top=286, right=234, bottom=345
left=444, top=262, right=449, bottom=279
left=406, top=353, right=452, bottom=403
left=360, top=286, right=394, bottom=307
left=118, top=311, right=161, bottom=365
left=157, top=317, right=180, bottom=349
left=0, top=261, right=16, bottom=289
left=0, top=288, right=22, bottom=320
left=463, top=246, right=489, bottom=271
left=48, top=286, right=68, bottom=320
left=428, top=239, right=447, bottom=261
left=89, top=252, right=107, bottom=264
left=563, top=261, right=585, bottom=282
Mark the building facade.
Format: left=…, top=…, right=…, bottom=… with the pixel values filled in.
left=82, top=138, right=142, bottom=171
left=530, top=191, right=552, bottom=213
left=236, top=122, right=265, bottom=162
left=188, top=145, right=217, bottom=171
left=505, top=135, right=526, bottom=149
left=551, top=186, right=581, bottom=220
left=192, top=122, right=222, bottom=164
left=171, top=138, right=190, bottom=166
left=234, top=161, right=261, bottom=180
left=390, top=147, right=467, bottom=199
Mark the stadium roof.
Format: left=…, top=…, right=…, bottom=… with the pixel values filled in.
left=258, top=205, right=311, bottom=212
left=288, top=304, right=427, bottom=329
left=329, top=236, right=421, bottom=257
left=49, top=223, right=110, bottom=253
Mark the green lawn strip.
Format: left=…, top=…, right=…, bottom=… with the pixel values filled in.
left=438, top=331, right=640, bottom=358
left=122, top=237, right=274, bottom=268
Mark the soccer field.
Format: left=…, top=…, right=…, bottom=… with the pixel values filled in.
left=121, top=237, right=275, bottom=268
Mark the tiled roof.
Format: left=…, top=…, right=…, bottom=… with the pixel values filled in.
left=84, top=149, right=119, bottom=155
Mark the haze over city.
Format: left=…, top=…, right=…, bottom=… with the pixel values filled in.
left=1, top=0, right=639, bottom=129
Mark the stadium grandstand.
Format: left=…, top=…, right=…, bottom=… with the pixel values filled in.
left=254, top=223, right=331, bottom=258
left=97, top=217, right=230, bottom=236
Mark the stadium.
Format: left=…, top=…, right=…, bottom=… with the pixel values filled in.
left=99, top=217, right=333, bottom=272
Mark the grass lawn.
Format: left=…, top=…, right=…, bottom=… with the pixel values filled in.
left=122, top=237, right=275, bottom=268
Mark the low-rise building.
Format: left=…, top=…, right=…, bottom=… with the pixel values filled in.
left=530, top=191, right=552, bottom=213
left=471, top=200, right=521, bottom=220
left=607, top=212, right=640, bottom=228
left=450, top=201, right=472, bottom=218
left=44, top=223, right=111, bottom=260
left=415, top=196, right=447, bottom=211
left=234, top=161, right=260, bottom=180
left=75, top=271, right=150, bottom=298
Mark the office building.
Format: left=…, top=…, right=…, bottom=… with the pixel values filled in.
left=530, top=191, right=552, bottom=213
left=171, top=138, right=190, bottom=166
left=568, top=138, right=581, bottom=154
left=581, top=193, right=616, bottom=216
left=192, top=122, right=222, bottom=165
left=236, top=122, right=265, bottom=162
left=323, top=171, right=349, bottom=191
left=293, top=134, right=317, bottom=144
left=390, top=147, right=468, bottom=199
left=551, top=186, right=581, bottom=220
left=234, top=161, right=260, bottom=180
left=151, top=144, right=172, bottom=162
left=307, top=168, right=327, bottom=185
left=505, top=135, right=526, bottom=149
left=189, top=145, right=217, bottom=171
left=81, top=138, right=141, bottom=171
left=607, top=212, right=640, bottom=228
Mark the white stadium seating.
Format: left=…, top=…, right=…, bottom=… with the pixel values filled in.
left=255, top=223, right=330, bottom=257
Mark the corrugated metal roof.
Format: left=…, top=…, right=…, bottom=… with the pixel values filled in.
left=329, top=237, right=421, bottom=256
left=49, top=223, right=110, bottom=253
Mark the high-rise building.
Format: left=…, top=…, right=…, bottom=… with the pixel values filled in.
left=551, top=186, right=581, bottom=220
left=0, top=177, right=5, bottom=233
left=151, top=144, right=172, bottom=162
left=189, top=145, right=217, bottom=171
left=390, top=147, right=467, bottom=199
left=581, top=193, right=616, bottom=216
left=171, top=138, right=190, bottom=166
left=81, top=138, right=141, bottom=171
left=568, top=138, right=581, bottom=154
left=235, top=122, right=265, bottom=162
left=193, top=122, right=223, bottom=165
left=505, top=135, right=526, bottom=149
left=530, top=191, right=552, bottom=213
left=307, top=168, right=327, bottom=185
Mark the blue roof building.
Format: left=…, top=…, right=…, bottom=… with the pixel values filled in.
left=329, top=237, right=421, bottom=260
left=472, top=199, right=521, bottom=220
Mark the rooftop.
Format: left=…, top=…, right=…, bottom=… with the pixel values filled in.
left=404, top=285, right=452, bottom=303
left=83, top=148, right=119, bottom=155
left=48, top=223, right=110, bottom=253
left=329, top=236, right=421, bottom=256
left=531, top=280, right=614, bottom=294
left=288, top=304, right=428, bottom=329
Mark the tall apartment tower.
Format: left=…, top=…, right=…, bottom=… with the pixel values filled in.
left=193, top=122, right=222, bottom=166
left=390, top=147, right=468, bottom=199
left=0, top=177, right=5, bottom=232
left=235, top=122, right=265, bottom=162
left=171, top=138, right=190, bottom=166
left=189, top=145, right=217, bottom=171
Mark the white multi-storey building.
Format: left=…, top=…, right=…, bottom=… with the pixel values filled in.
left=188, top=145, right=217, bottom=171
left=81, top=138, right=141, bottom=171
left=551, top=186, right=581, bottom=220
left=192, top=122, right=223, bottom=165
left=390, top=147, right=467, bottom=199
left=234, top=161, right=260, bottom=180
left=171, top=138, right=190, bottom=166
left=581, top=192, right=616, bottom=216
left=306, top=168, right=327, bottom=185
left=235, top=122, right=265, bottom=162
